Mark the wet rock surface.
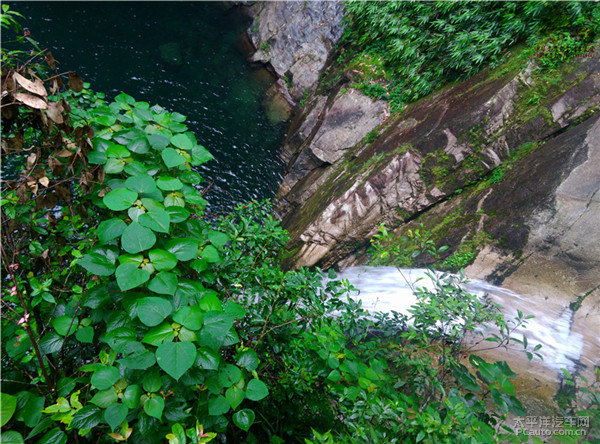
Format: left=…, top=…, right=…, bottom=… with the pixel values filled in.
left=246, top=1, right=345, bottom=101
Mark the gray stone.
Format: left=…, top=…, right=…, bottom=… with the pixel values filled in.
left=247, top=1, right=344, bottom=101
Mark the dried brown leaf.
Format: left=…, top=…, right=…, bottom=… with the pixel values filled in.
left=26, top=153, right=37, bottom=169
left=68, top=72, right=84, bottom=93
left=14, top=72, right=47, bottom=97
left=46, top=101, right=64, bottom=124
left=39, top=176, right=50, bottom=187
left=45, top=51, right=57, bottom=70
left=14, top=92, right=48, bottom=109
left=56, top=149, right=73, bottom=158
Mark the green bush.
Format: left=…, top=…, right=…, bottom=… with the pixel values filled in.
left=342, top=1, right=600, bottom=111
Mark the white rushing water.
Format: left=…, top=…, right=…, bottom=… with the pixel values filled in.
left=334, top=266, right=585, bottom=373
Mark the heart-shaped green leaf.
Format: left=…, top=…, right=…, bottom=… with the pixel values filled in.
left=137, top=297, right=172, bottom=327
left=226, top=387, right=245, bottom=411
left=138, top=208, right=170, bottom=234
left=148, top=134, right=169, bottom=150
left=103, top=188, right=138, bottom=211
left=52, top=316, right=78, bottom=336
left=125, top=175, right=157, bottom=194
left=104, top=403, right=128, bottom=431
left=246, top=379, right=268, bottom=401
left=170, top=134, right=194, bottom=150
left=233, top=409, right=255, bottom=431
left=165, top=238, right=198, bottom=261
left=122, top=385, right=142, bottom=409
left=165, top=206, right=190, bottom=223
left=236, top=349, right=259, bottom=371
left=161, top=148, right=186, bottom=169
left=78, top=252, right=116, bottom=276
left=143, top=396, right=164, bottom=419
left=156, top=176, right=183, bottom=191
left=208, top=395, right=229, bottom=416
left=173, top=306, right=203, bottom=330
left=147, top=271, right=178, bottom=296
left=141, top=322, right=175, bottom=346
left=0, top=393, right=17, bottom=427
left=121, top=222, right=156, bottom=254
left=91, top=366, right=120, bottom=390
left=148, top=249, right=178, bottom=271
left=155, top=341, right=196, bottom=381
left=115, top=263, right=150, bottom=291
left=97, top=218, right=127, bottom=243
left=191, top=145, right=213, bottom=166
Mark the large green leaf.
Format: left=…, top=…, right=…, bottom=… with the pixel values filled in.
left=156, top=176, right=183, bottom=191
left=127, top=136, right=150, bottom=154
left=148, top=249, right=178, bottom=271
left=119, top=345, right=156, bottom=370
left=165, top=206, right=190, bottom=223
left=237, top=349, right=259, bottom=371
left=143, top=396, right=164, bottom=419
left=90, top=388, right=118, bottom=408
left=76, top=326, right=94, bottom=344
left=208, top=230, right=228, bottom=248
left=104, top=327, right=137, bottom=353
left=155, top=341, right=196, bottom=381
left=246, top=379, right=268, bottom=401
left=201, top=245, right=220, bottom=263
left=233, top=409, right=255, bottom=432
left=147, top=271, right=178, bottom=296
left=208, top=395, right=229, bottom=416
left=141, top=322, right=175, bottom=346
left=106, top=144, right=131, bottom=158
left=202, top=312, right=234, bottom=339
left=148, top=134, right=169, bottom=150
left=198, top=294, right=222, bottom=312
left=137, top=297, right=172, bottom=327
left=97, top=218, right=127, bottom=243
left=70, top=405, right=103, bottom=430
left=104, top=403, right=128, bottom=431
left=122, top=385, right=142, bottom=409
left=37, top=428, right=66, bottom=444
left=0, top=393, right=17, bottom=427
left=121, top=222, right=157, bottom=254
left=0, top=431, right=25, bottom=444
left=103, top=188, right=138, bottom=211
left=191, top=145, right=213, bottom=166
left=173, top=306, right=203, bottom=330
left=39, top=332, right=62, bottom=354
left=78, top=252, right=116, bottom=276
left=115, top=263, right=150, bottom=291
left=125, top=175, right=157, bottom=194
left=161, top=148, right=186, bottom=169
left=218, top=364, right=242, bottom=388
left=91, top=366, right=120, bottom=390
left=138, top=208, right=171, bottom=234
left=165, top=238, right=198, bottom=261
left=170, top=133, right=194, bottom=150
left=196, top=347, right=221, bottom=370
left=225, top=387, right=245, bottom=410
left=52, top=315, right=78, bottom=336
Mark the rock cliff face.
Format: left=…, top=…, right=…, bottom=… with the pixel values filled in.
left=245, top=1, right=344, bottom=101
left=242, top=4, right=599, bottom=351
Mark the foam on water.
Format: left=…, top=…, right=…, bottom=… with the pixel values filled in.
left=335, top=266, right=585, bottom=373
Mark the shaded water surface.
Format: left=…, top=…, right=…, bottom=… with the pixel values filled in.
left=16, top=2, right=286, bottom=212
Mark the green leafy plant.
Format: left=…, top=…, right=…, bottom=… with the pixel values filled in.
left=341, top=1, right=600, bottom=111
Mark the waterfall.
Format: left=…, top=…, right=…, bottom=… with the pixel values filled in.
left=334, top=266, right=586, bottom=374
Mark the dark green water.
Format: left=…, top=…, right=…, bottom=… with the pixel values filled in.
left=14, top=2, right=286, bottom=213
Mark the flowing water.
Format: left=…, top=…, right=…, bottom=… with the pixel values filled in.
left=12, top=2, right=286, bottom=212
left=335, top=266, right=598, bottom=410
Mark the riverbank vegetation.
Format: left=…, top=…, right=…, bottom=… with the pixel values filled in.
left=1, top=5, right=598, bottom=443
left=341, top=1, right=600, bottom=111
